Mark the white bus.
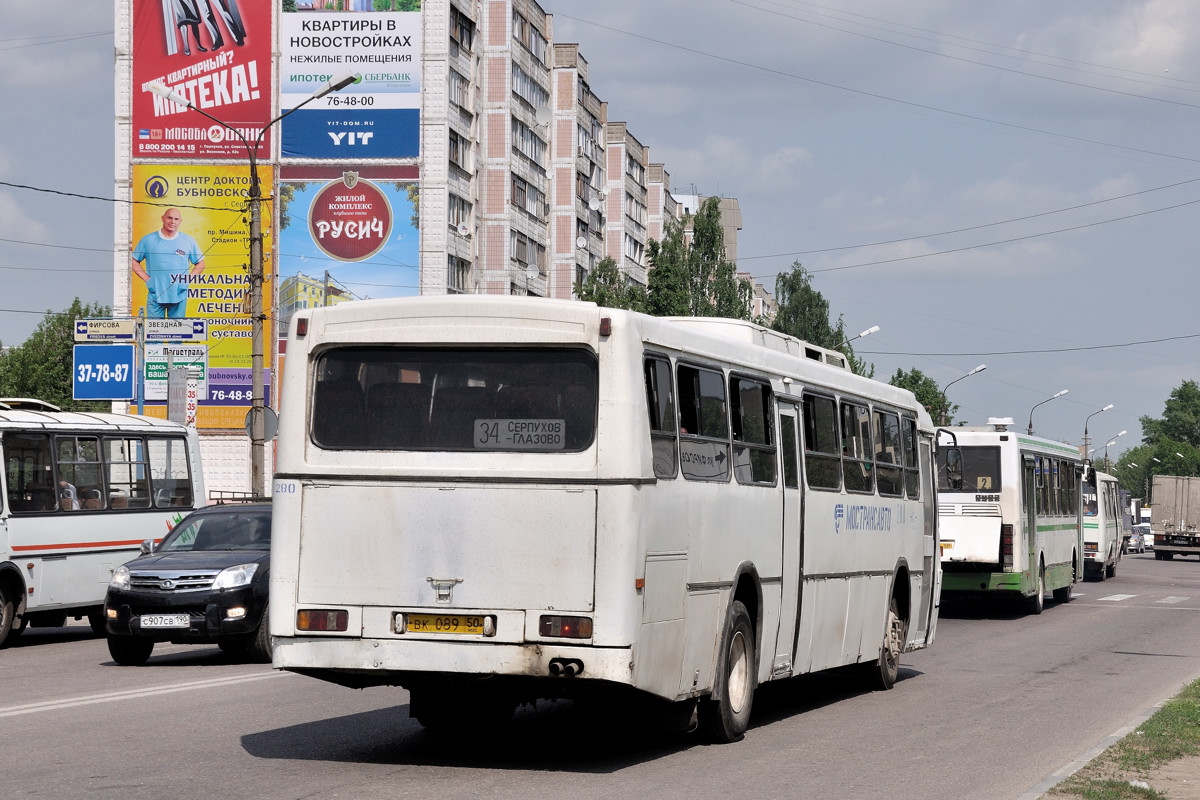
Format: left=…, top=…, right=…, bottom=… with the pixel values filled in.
left=0, top=399, right=204, bottom=647
left=1081, top=468, right=1123, bottom=578
left=936, top=418, right=1084, bottom=613
left=271, top=296, right=940, bottom=742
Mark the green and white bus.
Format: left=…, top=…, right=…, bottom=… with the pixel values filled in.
left=936, top=418, right=1083, bottom=613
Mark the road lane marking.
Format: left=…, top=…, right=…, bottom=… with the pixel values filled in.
left=0, top=671, right=288, bottom=718
left=1099, top=594, right=1138, bottom=602
left=1158, top=596, right=1190, bottom=604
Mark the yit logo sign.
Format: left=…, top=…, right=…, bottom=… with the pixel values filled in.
left=327, top=131, right=375, bottom=146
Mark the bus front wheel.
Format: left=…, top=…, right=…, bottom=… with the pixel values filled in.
left=0, top=583, right=18, bottom=648
left=700, top=600, right=755, bottom=743
left=1028, top=564, right=1046, bottom=615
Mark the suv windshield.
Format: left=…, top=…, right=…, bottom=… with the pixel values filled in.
left=310, top=347, right=599, bottom=452
left=159, top=508, right=271, bottom=552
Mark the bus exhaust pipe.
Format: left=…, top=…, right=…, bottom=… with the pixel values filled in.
left=548, top=658, right=583, bottom=677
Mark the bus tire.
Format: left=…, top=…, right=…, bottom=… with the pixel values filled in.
left=867, top=594, right=906, bottom=691
left=700, top=599, right=755, bottom=743
left=1052, top=582, right=1073, bottom=603
left=1028, top=563, right=1045, bottom=615
left=107, top=635, right=154, bottom=666
left=0, top=582, right=18, bottom=648
left=247, top=606, right=273, bottom=664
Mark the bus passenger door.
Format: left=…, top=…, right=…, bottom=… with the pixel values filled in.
left=773, top=401, right=803, bottom=677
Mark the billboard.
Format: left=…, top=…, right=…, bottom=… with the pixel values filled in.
left=279, top=6, right=422, bottom=159
left=132, top=0, right=274, bottom=159
left=130, top=163, right=274, bottom=428
left=276, top=165, right=418, bottom=332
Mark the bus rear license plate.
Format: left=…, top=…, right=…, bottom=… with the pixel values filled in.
left=141, top=614, right=190, bottom=629
left=405, top=614, right=487, bottom=635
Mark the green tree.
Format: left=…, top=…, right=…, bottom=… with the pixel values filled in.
left=575, top=256, right=648, bottom=311
left=0, top=299, right=112, bottom=411
left=769, top=263, right=873, bottom=377
left=889, top=367, right=951, bottom=424
left=645, top=196, right=752, bottom=319
left=1140, top=379, right=1200, bottom=450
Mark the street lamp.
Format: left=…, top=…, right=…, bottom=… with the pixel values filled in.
left=1026, top=389, right=1068, bottom=435
left=147, top=71, right=358, bottom=497
left=1103, top=430, right=1126, bottom=465
left=838, top=325, right=879, bottom=348
left=938, top=364, right=986, bottom=426
left=1081, top=403, right=1113, bottom=456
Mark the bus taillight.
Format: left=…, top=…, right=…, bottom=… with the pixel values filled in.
left=1000, top=524, right=1014, bottom=570
left=539, top=615, right=593, bottom=639
left=297, top=609, right=348, bottom=632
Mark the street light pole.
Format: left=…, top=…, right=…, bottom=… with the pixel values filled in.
left=147, top=72, right=358, bottom=496
left=838, top=325, right=879, bottom=348
left=938, top=363, right=986, bottom=426
left=1081, top=403, right=1113, bottom=457
left=1027, top=388, right=1069, bottom=435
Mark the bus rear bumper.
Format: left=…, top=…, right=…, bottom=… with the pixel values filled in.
left=273, top=637, right=636, bottom=691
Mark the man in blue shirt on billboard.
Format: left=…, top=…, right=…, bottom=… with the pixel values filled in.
left=131, top=207, right=205, bottom=319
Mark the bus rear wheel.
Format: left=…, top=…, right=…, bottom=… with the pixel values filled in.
left=700, top=600, right=755, bottom=743
left=867, top=595, right=906, bottom=691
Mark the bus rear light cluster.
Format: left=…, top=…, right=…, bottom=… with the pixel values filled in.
left=539, top=615, right=593, bottom=639
left=1000, top=524, right=1014, bottom=570
left=297, top=609, right=349, bottom=632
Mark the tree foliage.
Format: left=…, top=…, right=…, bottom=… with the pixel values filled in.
left=1140, top=379, right=1200, bottom=450
left=889, top=367, right=952, bottom=424
left=645, top=197, right=752, bottom=319
left=0, top=299, right=112, bottom=411
left=769, top=263, right=873, bottom=377
left=575, top=256, right=648, bottom=311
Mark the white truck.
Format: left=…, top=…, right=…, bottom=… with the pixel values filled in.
left=1150, top=475, right=1200, bottom=560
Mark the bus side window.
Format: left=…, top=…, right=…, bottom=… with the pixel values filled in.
left=676, top=364, right=730, bottom=482
left=730, top=377, right=775, bottom=485
left=840, top=400, right=874, bottom=494
left=801, top=393, right=841, bottom=490
left=644, top=357, right=677, bottom=479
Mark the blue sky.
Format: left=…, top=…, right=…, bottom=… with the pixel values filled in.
left=4, top=1, right=1199, bottom=461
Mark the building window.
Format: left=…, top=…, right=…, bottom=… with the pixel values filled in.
left=450, top=7, right=475, bottom=52
left=448, top=255, right=470, bottom=294
left=511, top=118, right=546, bottom=165
left=448, top=193, right=472, bottom=228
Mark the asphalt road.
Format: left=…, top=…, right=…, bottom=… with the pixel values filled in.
left=3, top=551, right=1199, bottom=800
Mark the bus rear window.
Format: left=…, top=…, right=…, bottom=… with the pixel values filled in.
left=936, top=445, right=1001, bottom=492
left=311, top=347, right=598, bottom=452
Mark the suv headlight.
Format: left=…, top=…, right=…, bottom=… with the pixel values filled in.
left=213, top=563, right=259, bottom=590
left=109, top=565, right=131, bottom=591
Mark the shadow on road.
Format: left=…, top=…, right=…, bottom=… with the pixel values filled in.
left=240, top=665, right=920, bottom=771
